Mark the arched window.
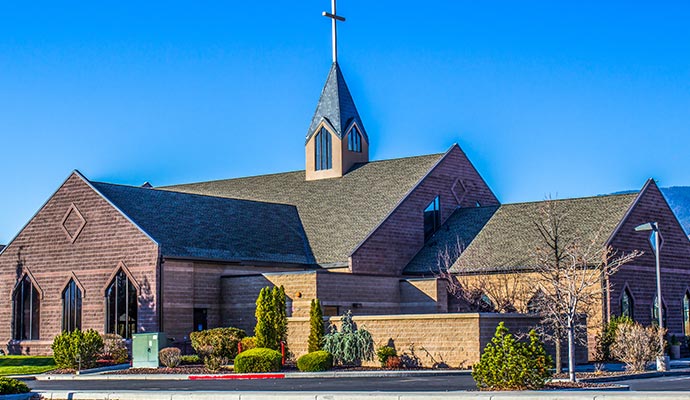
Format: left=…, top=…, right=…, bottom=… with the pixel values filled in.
left=105, top=270, right=137, bottom=339
left=62, top=279, right=82, bottom=332
left=621, top=288, right=634, bottom=320
left=651, top=295, right=667, bottom=327
left=348, top=126, right=362, bottom=153
left=13, top=275, right=40, bottom=340
left=683, top=292, right=690, bottom=336
left=315, top=128, right=332, bottom=171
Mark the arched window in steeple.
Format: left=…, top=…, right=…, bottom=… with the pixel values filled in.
left=348, top=126, right=362, bottom=153
left=315, top=128, right=332, bottom=171
left=621, top=287, right=634, bottom=320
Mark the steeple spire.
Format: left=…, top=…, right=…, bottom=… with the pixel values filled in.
left=322, top=0, right=346, bottom=64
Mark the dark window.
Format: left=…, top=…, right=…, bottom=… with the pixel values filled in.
left=423, top=196, right=441, bottom=240
left=651, top=295, right=667, bottom=327
left=12, top=275, right=40, bottom=340
left=323, top=305, right=340, bottom=317
left=315, top=128, right=332, bottom=171
left=347, top=126, right=362, bottom=152
left=683, top=293, right=690, bottom=336
left=62, top=279, right=82, bottom=332
left=621, top=288, right=634, bottom=320
left=105, top=270, right=137, bottom=339
left=193, top=308, right=208, bottom=332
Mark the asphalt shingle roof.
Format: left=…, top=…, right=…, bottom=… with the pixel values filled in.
left=306, top=62, right=368, bottom=144
left=404, top=193, right=639, bottom=275
left=163, top=153, right=444, bottom=265
left=92, top=182, right=315, bottom=265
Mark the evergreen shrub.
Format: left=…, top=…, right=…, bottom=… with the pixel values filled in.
left=51, top=329, right=104, bottom=369
left=376, top=346, right=397, bottom=367
left=254, top=286, right=287, bottom=351
left=472, top=322, right=553, bottom=390
left=308, top=299, right=325, bottom=353
left=190, top=327, right=245, bottom=371
left=180, top=355, right=201, bottom=365
left=594, top=316, right=632, bottom=362
left=0, top=377, right=30, bottom=395
left=322, top=310, right=374, bottom=365
left=297, top=350, right=333, bottom=372
left=240, top=336, right=257, bottom=353
left=234, top=348, right=282, bottom=373
left=159, top=347, right=182, bottom=368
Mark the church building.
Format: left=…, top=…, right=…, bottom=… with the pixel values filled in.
left=2, top=5, right=689, bottom=362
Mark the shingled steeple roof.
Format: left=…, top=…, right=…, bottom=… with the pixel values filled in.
left=305, top=62, right=368, bottom=144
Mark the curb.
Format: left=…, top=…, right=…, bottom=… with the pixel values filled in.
left=581, top=368, right=690, bottom=383
left=190, top=373, right=285, bottom=380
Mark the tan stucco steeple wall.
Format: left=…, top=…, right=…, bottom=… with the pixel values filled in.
left=305, top=122, right=369, bottom=181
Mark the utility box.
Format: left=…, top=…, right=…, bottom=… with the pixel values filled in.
left=132, top=333, right=167, bottom=368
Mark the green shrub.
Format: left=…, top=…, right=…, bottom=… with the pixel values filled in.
left=101, top=333, right=129, bottom=364
left=308, top=299, right=325, bottom=353
left=51, top=329, right=104, bottom=369
left=594, top=316, right=632, bottom=362
left=376, top=346, right=397, bottom=367
left=297, top=351, right=333, bottom=372
left=472, top=322, right=553, bottom=390
left=234, top=348, right=282, bottom=373
left=190, top=327, right=246, bottom=368
left=0, top=377, right=30, bottom=394
left=322, top=310, right=374, bottom=366
left=180, top=355, right=201, bottom=365
left=255, top=286, right=287, bottom=351
left=240, top=336, right=257, bottom=353
left=159, top=347, right=181, bottom=368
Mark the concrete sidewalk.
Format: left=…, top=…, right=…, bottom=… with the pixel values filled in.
left=30, top=390, right=690, bottom=400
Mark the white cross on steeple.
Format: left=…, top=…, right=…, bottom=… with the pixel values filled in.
left=322, top=0, right=346, bottom=64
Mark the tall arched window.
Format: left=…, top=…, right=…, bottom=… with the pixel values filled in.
left=105, top=270, right=137, bottom=339
left=13, top=275, right=40, bottom=340
left=651, top=295, right=667, bottom=327
left=62, top=279, right=82, bottom=332
left=621, top=288, right=634, bottom=320
left=315, top=128, right=332, bottom=171
left=348, top=126, right=362, bottom=152
left=683, top=292, right=690, bottom=336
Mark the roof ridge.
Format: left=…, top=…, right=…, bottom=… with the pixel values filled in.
left=500, top=192, right=639, bottom=207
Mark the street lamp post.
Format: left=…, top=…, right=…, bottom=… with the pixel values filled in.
left=635, top=222, right=667, bottom=371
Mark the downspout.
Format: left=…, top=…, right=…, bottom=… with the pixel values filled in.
left=157, top=249, right=164, bottom=333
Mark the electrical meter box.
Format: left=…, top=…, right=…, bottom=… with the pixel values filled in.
left=132, top=332, right=167, bottom=368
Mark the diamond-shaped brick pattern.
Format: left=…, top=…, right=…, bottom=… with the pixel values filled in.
left=61, top=204, right=86, bottom=243
left=451, top=179, right=467, bottom=205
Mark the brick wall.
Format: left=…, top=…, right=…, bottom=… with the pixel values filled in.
left=287, top=313, right=570, bottom=368
left=351, top=145, right=499, bottom=276
left=0, top=172, right=160, bottom=355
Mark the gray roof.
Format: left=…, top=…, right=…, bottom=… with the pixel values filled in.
left=306, top=62, right=369, bottom=144
left=163, top=153, right=444, bottom=265
left=404, top=193, right=639, bottom=275
left=91, top=182, right=315, bottom=265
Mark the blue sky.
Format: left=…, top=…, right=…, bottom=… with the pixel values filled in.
left=1, top=1, right=689, bottom=243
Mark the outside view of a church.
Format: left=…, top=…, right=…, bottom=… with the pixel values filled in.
left=1, top=1, right=689, bottom=399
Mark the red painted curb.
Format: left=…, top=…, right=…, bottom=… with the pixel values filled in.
left=189, top=373, right=285, bottom=380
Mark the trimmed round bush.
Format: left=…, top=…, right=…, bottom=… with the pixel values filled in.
left=180, top=355, right=201, bottom=365
left=159, top=347, right=182, bottom=368
left=234, top=348, right=282, bottom=373
left=0, top=377, right=30, bottom=395
left=297, top=351, right=333, bottom=372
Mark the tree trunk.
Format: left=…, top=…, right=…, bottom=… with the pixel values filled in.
left=568, top=324, right=576, bottom=382
left=555, top=338, right=562, bottom=374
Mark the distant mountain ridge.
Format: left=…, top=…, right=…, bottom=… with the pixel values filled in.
left=613, top=186, right=690, bottom=236
left=661, top=187, right=690, bottom=236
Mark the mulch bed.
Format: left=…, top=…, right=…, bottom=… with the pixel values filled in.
left=553, top=371, right=640, bottom=380
left=543, top=381, right=624, bottom=390
left=48, top=361, right=121, bottom=375
left=108, top=365, right=231, bottom=375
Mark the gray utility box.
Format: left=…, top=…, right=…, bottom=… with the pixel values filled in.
left=132, top=332, right=167, bottom=368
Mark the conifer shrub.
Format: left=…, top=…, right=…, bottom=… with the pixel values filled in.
left=0, top=377, right=30, bottom=395
left=322, top=310, right=374, bottom=366
left=51, top=329, right=104, bottom=369
left=308, top=299, right=325, bottom=353
left=101, top=333, right=129, bottom=364
left=594, top=316, right=632, bottom=362
left=240, top=336, right=257, bottom=353
left=159, top=347, right=182, bottom=368
left=254, top=286, right=288, bottom=351
left=472, top=322, right=553, bottom=390
left=297, top=350, right=333, bottom=372
left=190, top=327, right=246, bottom=371
left=376, top=346, right=397, bottom=367
left=234, top=348, right=282, bottom=373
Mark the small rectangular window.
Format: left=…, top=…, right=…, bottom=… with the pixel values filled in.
left=423, top=196, right=441, bottom=240
left=193, top=308, right=208, bottom=332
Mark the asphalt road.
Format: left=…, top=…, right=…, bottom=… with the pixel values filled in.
left=28, top=375, right=477, bottom=392
left=27, top=373, right=690, bottom=393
